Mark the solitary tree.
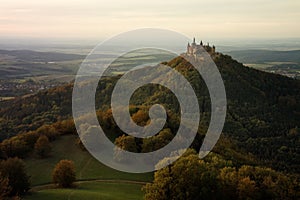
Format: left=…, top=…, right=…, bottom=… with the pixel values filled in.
left=0, top=157, right=30, bottom=196
left=52, top=160, right=76, bottom=188
left=34, top=135, right=51, bottom=158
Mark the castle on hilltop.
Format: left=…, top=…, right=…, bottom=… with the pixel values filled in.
left=186, top=38, right=216, bottom=55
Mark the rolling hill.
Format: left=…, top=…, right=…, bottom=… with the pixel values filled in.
left=0, top=51, right=299, bottom=199
left=0, top=50, right=300, bottom=178
left=0, top=49, right=85, bottom=80
left=227, top=49, right=300, bottom=64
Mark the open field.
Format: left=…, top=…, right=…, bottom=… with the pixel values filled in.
left=25, top=181, right=144, bottom=200
left=25, top=135, right=152, bottom=186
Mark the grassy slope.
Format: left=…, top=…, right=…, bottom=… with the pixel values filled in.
left=25, top=135, right=152, bottom=186
left=25, top=182, right=143, bottom=200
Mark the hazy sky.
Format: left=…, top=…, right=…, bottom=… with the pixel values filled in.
left=0, top=0, right=299, bottom=39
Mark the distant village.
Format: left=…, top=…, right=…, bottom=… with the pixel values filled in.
left=0, top=79, right=60, bottom=101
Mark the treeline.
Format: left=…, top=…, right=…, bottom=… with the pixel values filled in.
left=0, top=118, right=76, bottom=199
left=0, top=119, right=75, bottom=159
left=0, top=84, right=73, bottom=141
left=143, top=149, right=300, bottom=200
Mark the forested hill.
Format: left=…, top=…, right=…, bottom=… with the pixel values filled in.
left=0, top=52, right=299, bottom=173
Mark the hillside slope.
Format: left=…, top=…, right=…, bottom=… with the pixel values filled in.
left=1, top=52, right=299, bottom=173
left=25, top=135, right=152, bottom=186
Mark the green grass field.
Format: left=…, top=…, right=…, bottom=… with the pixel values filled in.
left=25, top=135, right=152, bottom=186
left=24, top=135, right=151, bottom=200
left=25, top=182, right=144, bottom=200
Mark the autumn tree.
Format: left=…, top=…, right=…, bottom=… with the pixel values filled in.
left=144, top=149, right=219, bottom=200
left=36, top=125, right=58, bottom=141
left=0, top=173, right=11, bottom=200
left=114, top=135, right=138, bottom=162
left=34, top=135, right=51, bottom=158
left=218, top=167, right=238, bottom=199
left=142, top=128, right=173, bottom=152
left=131, top=110, right=149, bottom=126
left=52, top=160, right=76, bottom=188
left=144, top=150, right=300, bottom=200
left=237, top=177, right=258, bottom=200
left=0, top=138, right=29, bottom=158
left=0, top=158, right=30, bottom=195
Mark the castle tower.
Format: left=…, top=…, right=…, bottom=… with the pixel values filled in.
left=186, top=38, right=216, bottom=55
left=212, top=45, right=216, bottom=53
left=187, top=42, right=190, bottom=54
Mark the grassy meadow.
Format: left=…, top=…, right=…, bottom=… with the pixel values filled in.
left=25, top=182, right=144, bottom=200
left=24, top=135, right=151, bottom=199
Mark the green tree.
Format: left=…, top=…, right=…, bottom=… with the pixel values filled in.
left=34, top=135, right=51, bottom=158
left=52, top=160, right=76, bottom=188
left=0, top=157, right=30, bottom=195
